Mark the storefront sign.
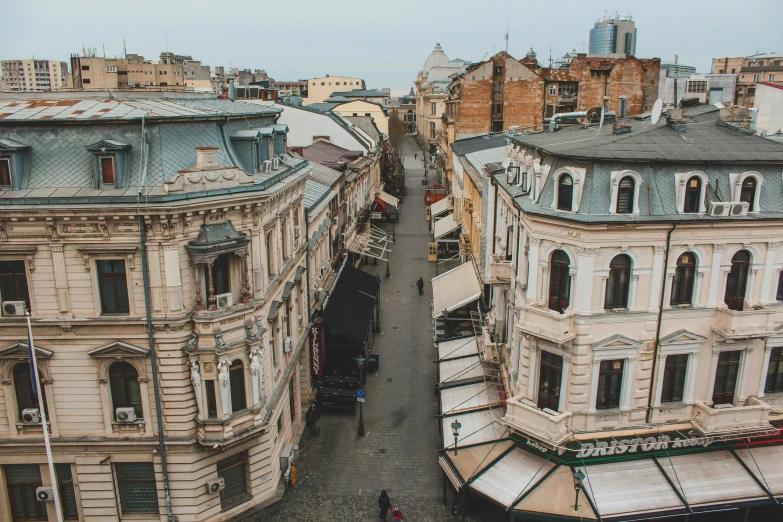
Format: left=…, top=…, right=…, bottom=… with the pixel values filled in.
left=309, top=322, right=324, bottom=375
left=576, top=434, right=715, bottom=458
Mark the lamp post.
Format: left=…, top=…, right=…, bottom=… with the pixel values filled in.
left=572, top=469, right=585, bottom=511
left=356, top=356, right=366, bottom=437
left=451, top=419, right=462, bottom=456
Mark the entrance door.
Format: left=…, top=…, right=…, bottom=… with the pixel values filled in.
left=548, top=251, right=570, bottom=313
left=537, top=351, right=563, bottom=411
left=709, top=88, right=724, bottom=105
left=712, top=351, right=741, bottom=405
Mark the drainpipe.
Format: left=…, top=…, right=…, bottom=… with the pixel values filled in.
left=137, top=125, right=173, bottom=522
left=304, top=207, right=311, bottom=321
left=646, top=223, right=676, bottom=424
left=491, top=180, right=499, bottom=255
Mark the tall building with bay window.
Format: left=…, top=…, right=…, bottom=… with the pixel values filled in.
left=0, top=96, right=318, bottom=521
left=435, top=105, right=783, bottom=520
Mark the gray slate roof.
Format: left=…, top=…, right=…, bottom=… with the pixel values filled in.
left=329, top=89, right=387, bottom=98
left=307, top=161, right=343, bottom=188
left=307, top=103, right=341, bottom=112
left=304, top=179, right=331, bottom=210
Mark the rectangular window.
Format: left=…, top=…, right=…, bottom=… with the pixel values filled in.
left=96, top=259, right=129, bottom=314
left=82, top=79, right=90, bottom=84
left=430, top=102, right=436, bottom=115
left=765, top=347, right=783, bottom=394
left=712, top=350, right=741, bottom=404
left=56, top=464, right=79, bottom=520
left=5, top=464, right=46, bottom=521
left=281, top=218, right=289, bottom=259
left=205, top=380, right=218, bottom=418
left=271, top=332, right=278, bottom=367
left=492, top=121, right=503, bottom=132
left=266, top=229, right=275, bottom=277
left=0, top=158, right=11, bottom=186
left=548, top=84, right=557, bottom=96
left=81, top=65, right=89, bottom=71
left=217, top=453, right=249, bottom=510
left=596, top=359, right=624, bottom=409
left=430, top=121, right=436, bottom=138
left=661, top=354, right=688, bottom=403
left=99, top=156, right=115, bottom=185
left=0, top=260, right=30, bottom=309
left=769, top=74, right=776, bottom=82
left=537, top=351, right=563, bottom=411
left=115, top=463, right=158, bottom=514
left=204, top=254, right=230, bottom=296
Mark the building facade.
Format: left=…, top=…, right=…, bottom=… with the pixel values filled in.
left=1, top=60, right=69, bottom=92
left=0, top=97, right=322, bottom=521
left=711, top=53, right=783, bottom=107
left=387, top=90, right=417, bottom=134
left=304, top=76, right=365, bottom=105
left=182, top=60, right=213, bottom=92
left=588, top=16, right=637, bottom=57
left=70, top=53, right=187, bottom=91
left=272, top=81, right=307, bottom=98
left=435, top=105, right=783, bottom=520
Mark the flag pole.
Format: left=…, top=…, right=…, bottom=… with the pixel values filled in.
left=26, top=312, right=63, bottom=522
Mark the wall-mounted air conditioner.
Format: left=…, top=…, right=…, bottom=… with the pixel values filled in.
left=216, top=292, right=233, bottom=309
left=731, top=201, right=750, bottom=216
left=709, top=202, right=732, bottom=217
left=2, top=301, right=25, bottom=317
left=206, top=478, right=225, bottom=495
left=21, top=408, right=40, bottom=424
left=116, top=407, right=137, bottom=423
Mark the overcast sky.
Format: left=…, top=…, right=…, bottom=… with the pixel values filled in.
left=5, top=0, right=783, bottom=96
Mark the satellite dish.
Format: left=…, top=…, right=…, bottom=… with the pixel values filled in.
left=650, top=99, right=663, bottom=125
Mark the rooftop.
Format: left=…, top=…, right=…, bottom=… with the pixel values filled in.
left=300, top=140, right=363, bottom=170
left=328, top=89, right=388, bottom=98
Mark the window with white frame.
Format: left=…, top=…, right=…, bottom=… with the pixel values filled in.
left=610, top=170, right=642, bottom=215
left=675, top=172, right=708, bottom=214
left=588, top=335, right=640, bottom=413
left=653, top=331, right=704, bottom=407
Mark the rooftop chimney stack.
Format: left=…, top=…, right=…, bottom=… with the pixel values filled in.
left=228, top=77, right=236, bottom=101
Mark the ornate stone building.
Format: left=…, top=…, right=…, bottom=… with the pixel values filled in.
left=0, top=97, right=341, bottom=521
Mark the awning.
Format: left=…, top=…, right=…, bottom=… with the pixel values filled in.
left=441, top=408, right=506, bottom=448
left=472, top=447, right=557, bottom=508
left=439, top=355, right=483, bottom=384
left=438, top=336, right=479, bottom=361
left=440, top=381, right=501, bottom=416
left=322, top=265, right=377, bottom=342
left=345, top=223, right=392, bottom=261
left=376, top=191, right=398, bottom=208
left=430, top=197, right=451, bottom=217
left=432, top=262, right=481, bottom=318
left=434, top=213, right=460, bottom=240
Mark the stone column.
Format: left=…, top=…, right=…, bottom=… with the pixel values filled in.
left=163, top=245, right=183, bottom=312
left=693, top=271, right=705, bottom=307
left=759, top=345, right=773, bottom=398
left=706, top=245, right=725, bottom=308
left=663, top=272, right=675, bottom=309
left=249, top=345, right=262, bottom=408
left=51, top=244, right=72, bottom=318
left=761, top=243, right=779, bottom=304
left=574, top=248, right=597, bottom=314
left=526, top=342, right=539, bottom=399
left=737, top=346, right=754, bottom=403
left=629, top=275, right=640, bottom=310
left=685, top=352, right=699, bottom=404
left=620, top=357, right=636, bottom=411
left=652, top=352, right=667, bottom=407
left=706, top=350, right=721, bottom=405
left=747, top=269, right=758, bottom=304
left=567, top=270, right=576, bottom=311
left=588, top=359, right=601, bottom=413
left=217, top=357, right=231, bottom=418
left=189, top=356, right=204, bottom=420
left=599, top=276, right=608, bottom=310
left=648, top=245, right=666, bottom=312
left=251, top=228, right=264, bottom=297
left=193, top=265, right=203, bottom=311
left=558, top=354, right=571, bottom=412
left=539, top=265, right=549, bottom=304
left=207, top=261, right=216, bottom=310
left=526, top=238, right=541, bottom=302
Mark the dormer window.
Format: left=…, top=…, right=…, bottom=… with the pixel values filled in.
left=0, top=158, right=10, bottom=187
left=86, top=140, right=130, bottom=189
left=616, top=177, right=634, bottom=214
left=0, top=138, right=31, bottom=191
left=740, top=178, right=756, bottom=209
left=683, top=176, right=701, bottom=213
left=557, top=174, right=573, bottom=211
left=99, top=157, right=115, bottom=185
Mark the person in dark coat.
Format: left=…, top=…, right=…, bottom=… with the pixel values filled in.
left=416, top=277, right=424, bottom=295
left=378, top=489, right=391, bottom=520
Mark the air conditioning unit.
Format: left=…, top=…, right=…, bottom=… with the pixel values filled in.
left=205, top=478, right=225, bottom=495
left=709, top=202, right=732, bottom=217
left=216, top=292, right=233, bottom=309
left=35, top=488, right=55, bottom=502
left=731, top=202, right=750, bottom=216
left=21, top=408, right=40, bottom=424
left=2, top=301, right=25, bottom=317
left=284, top=337, right=292, bottom=352
left=272, top=157, right=280, bottom=170
left=116, top=407, right=137, bottom=423
left=263, top=160, right=272, bottom=173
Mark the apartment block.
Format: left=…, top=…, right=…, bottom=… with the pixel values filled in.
left=1, top=59, right=69, bottom=92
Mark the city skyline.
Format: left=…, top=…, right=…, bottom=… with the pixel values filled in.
left=4, top=0, right=782, bottom=93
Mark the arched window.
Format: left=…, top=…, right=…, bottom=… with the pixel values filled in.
left=13, top=363, right=47, bottom=421
left=605, top=254, right=631, bottom=309
left=230, top=360, right=247, bottom=413
left=725, top=250, right=750, bottom=311
left=683, top=176, right=701, bottom=213
left=109, top=362, right=142, bottom=419
left=671, top=253, right=697, bottom=305
left=740, top=177, right=757, bottom=210
left=616, top=176, right=635, bottom=214
left=548, top=250, right=570, bottom=313
left=557, top=174, right=573, bottom=211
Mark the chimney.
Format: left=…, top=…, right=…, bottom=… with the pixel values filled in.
left=618, top=95, right=628, bottom=119
left=228, top=77, right=236, bottom=101
left=195, top=146, right=220, bottom=170
left=667, top=108, right=687, bottom=132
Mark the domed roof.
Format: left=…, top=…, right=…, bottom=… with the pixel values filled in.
left=525, top=47, right=537, bottom=60
left=423, top=43, right=450, bottom=72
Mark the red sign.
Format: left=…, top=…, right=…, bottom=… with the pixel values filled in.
left=309, top=322, right=324, bottom=375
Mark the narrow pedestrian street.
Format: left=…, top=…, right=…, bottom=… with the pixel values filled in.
left=254, top=138, right=486, bottom=521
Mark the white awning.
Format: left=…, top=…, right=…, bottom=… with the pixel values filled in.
left=345, top=223, right=392, bottom=261
left=376, top=190, right=399, bottom=208
left=439, top=355, right=483, bottom=384
left=471, top=447, right=556, bottom=508
left=441, top=408, right=506, bottom=449
left=438, top=336, right=479, bottom=361
left=432, top=262, right=481, bottom=318
left=434, top=213, right=460, bottom=240
left=735, top=444, right=783, bottom=496
left=430, top=197, right=451, bottom=217
left=440, top=382, right=501, bottom=416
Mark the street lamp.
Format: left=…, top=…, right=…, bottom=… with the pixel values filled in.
left=356, top=357, right=366, bottom=437
left=572, top=469, right=585, bottom=511
left=451, top=419, right=462, bottom=456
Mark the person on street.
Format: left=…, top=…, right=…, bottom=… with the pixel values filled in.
left=416, top=277, right=424, bottom=295
left=414, top=153, right=417, bottom=160
left=378, top=490, right=391, bottom=520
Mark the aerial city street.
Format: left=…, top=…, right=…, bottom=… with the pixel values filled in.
left=2, top=1, right=783, bottom=521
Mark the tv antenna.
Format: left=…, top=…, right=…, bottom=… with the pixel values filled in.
left=504, top=18, right=509, bottom=54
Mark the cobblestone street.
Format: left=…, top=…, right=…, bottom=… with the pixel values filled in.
left=250, top=138, right=498, bottom=522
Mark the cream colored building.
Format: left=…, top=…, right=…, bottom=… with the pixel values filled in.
left=70, top=54, right=187, bottom=91
left=304, top=75, right=364, bottom=105
left=435, top=106, right=783, bottom=520
left=1, top=59, right=69, bottom=92
left=331, top=100, right=389, bottom=135
left=0, top=97, right=317, bottom=521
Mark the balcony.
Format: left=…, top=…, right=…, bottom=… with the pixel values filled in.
left=459, top=233, right=473, bottom=255
left=692, top=398, right=772, bottom=435
left=502, top=396, right=572, bottom=444
left=487, top=255, right=513, bottom=284
left=712, top=305, right=776, bottom=341
left=518, top=306, right=576, bottom=345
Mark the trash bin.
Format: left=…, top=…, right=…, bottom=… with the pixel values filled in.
left=369, top=354, right=380, bottom=372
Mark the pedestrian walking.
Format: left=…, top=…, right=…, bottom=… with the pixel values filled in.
left=416, top=277, right=424, bottom=295
left=378, top=490, right=392, bottom=520
left=414, top=153, right=417, bottom=160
